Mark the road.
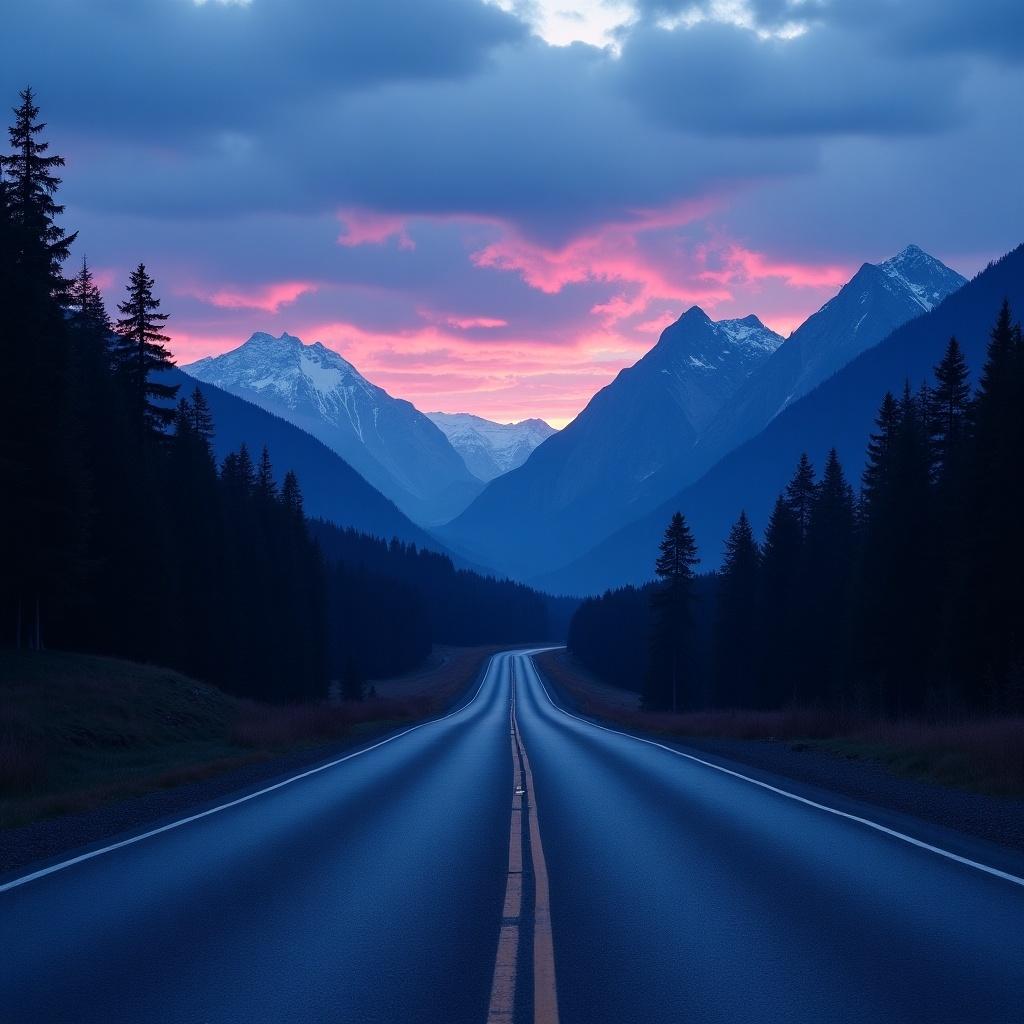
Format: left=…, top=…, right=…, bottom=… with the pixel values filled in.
left=3, top=648, right=1024, bottom=1023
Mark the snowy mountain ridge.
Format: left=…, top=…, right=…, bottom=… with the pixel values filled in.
left=184, top=332, right=482, bottom=526
left=426, top=412, right=557, bottom=481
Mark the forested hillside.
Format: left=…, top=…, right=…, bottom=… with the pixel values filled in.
left=0, top=88, right=558, bottom=703
left=571, top=306, right=1024, bottom=718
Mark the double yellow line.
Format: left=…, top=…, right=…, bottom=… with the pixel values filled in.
left=487, top=657, right=560, bottom=1024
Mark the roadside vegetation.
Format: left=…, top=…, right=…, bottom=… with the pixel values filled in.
left=538, top=649, right=1024, bottom=796
left=0, top=647, right=495, bottom=828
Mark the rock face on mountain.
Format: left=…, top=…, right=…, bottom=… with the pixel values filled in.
left=685, top=245, right=966, bottom=483
left=426, top=412, right=556, bottom=481
left=439, top=310, right=783, bottom=578
left=184, top=333, right=482, bottom=525
left=540, top=245, right=1018, bottom=596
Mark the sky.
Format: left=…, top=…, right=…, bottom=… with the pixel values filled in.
left=3, top=0, right=1021, bottom=426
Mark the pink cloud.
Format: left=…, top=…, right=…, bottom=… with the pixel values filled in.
left=698, top=242, right=852, bottom=289
left=184, top=280, right=319, bottom=313
left=159, top=200, right=863, bottom=427
left=472, top=212, right=732, bottom=329
left=91, top=266, right=118, bottom=292
left=337, top=208, right=415, bottom=250
left=417, top=307, right=509, bottom=330
left=299, top=317, right=647, bottom=427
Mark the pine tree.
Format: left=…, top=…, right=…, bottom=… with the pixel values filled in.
left=0, top=89, right=81, bottom=650
left=282, top=470, right=305, bottom=522
left=861, top=392, right=901, bottom=517
left=962, top=302, right=1024, bottom=708
left=784, top=453, right=816, bottom=539
left=186, top=386, right=215, bottom=459
left=803, top=449, right=856, bottom=704
left=857, top=384, right=934, bottom=714
left=645, top=512, right=700, bottom=712
left=712, top=511, right=760, bottom=708
left=929, top=337, right=971, bottom=482
left=69, top=257, right=111, bottom=338
left=757, top=495, right=802, bottom=708
left=256, top=446, right=277, bottom=501
left=112, top=263, right=178, bottom=438
left=1, top=87, right=76, bottom=297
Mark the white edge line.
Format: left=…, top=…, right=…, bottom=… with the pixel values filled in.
left=522, top=652, right=1024, bottom=890
left=0, top=652, right=506, bottom=895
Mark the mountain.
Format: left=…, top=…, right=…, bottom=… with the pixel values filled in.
left=682, top=245, right=966, bottom=485
left=184, top=333, right=482, bottom=526
left=439, top=310, right=783, bottom=578
left=425, top=412, right=556, bottom=481
left=161, top=367, right=441, bottom=550
left=540, top=244, right=1023, bottom=595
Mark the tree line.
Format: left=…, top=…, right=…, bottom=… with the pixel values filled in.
left=0, top=87, right=556, bottom=701
left=569, top=305, right=1024, bottom=718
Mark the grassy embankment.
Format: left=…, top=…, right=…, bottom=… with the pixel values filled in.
left=0, top=646, right=497, bottom=828
left=536, top=649, right=1024, bottom=796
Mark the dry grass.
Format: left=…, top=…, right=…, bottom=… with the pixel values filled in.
left=0, top=645, right=497, bottom=829
left=536, top=649, right=1024, bottom=796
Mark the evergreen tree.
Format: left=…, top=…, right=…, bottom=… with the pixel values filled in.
left=282, top=470, right=305, bottom=522
left=803, top=449, right=856, bottom=704
left=929, top=337, right=971, bottom=479
left=69, top=257, right=111, bottom=339
left=858, top=385, right=934, bottom=714
left=645, top=512, right=700, bottom=712
left=112, top=263, right=178, bottom=439
left=963, top=302, right=1024, bottom=708
left=712, top=511, right=760, bottom=708
left=784, top=453, right=816, bottom=539
left=757, top=495, right=802, bottom=708
left=185, top=386, right=215, bottom=460
left=1, top=87, right=76, bottom=296
left=861, top=392, right=901, bottom=517
left=256, top=446, right=277, bottom=501
left=0, top=88, right=81, bottom=650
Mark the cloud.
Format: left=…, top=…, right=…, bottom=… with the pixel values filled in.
left=187, top=280, right=319, bottom=313
left=616, top=19, right=962, bottom=137
left=1, top=0, right=1017, bottom=426
left=2, top=0, right=524, bottom=139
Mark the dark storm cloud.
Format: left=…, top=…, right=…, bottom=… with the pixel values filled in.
left=0, top=0, right=995, bottom=239
left=57, top=37, right=815, bottom=240
left=1, top=0, right=524, bottom=139
left=616, top=19, right=961, bottom=136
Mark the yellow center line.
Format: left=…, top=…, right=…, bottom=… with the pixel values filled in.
left=486, top=656, right=560, bottom=1024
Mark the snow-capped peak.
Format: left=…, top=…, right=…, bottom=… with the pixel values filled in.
left=426, top=411, right=556, bottom=481
left=715, top=314, right=784, bottom=354
left=877, top=244, right=966, bottom=313
left=184, top=331, right=384, bottom=440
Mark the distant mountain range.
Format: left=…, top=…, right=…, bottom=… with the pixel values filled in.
left=437, top=310, right=784, bottom=578
left=540, top=245, right=1021, bottom=595
left=426, top=412, right=556, bottom=481
left=173, top=243, right=983, bottom=598
left=184, top=333, right=482, bottom=526
left=439, top=245, right=966, bottom=582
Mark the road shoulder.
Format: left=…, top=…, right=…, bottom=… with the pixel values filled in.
left=0, top=646, right=501, bottom=879
left=534, top=650, right=1024, bottom=868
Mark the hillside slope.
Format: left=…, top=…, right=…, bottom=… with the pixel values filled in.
left=541, top=245, right=1023, bottom=594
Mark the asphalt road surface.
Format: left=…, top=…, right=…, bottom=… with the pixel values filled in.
left=4, top=648, right=1023, bottom=1023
